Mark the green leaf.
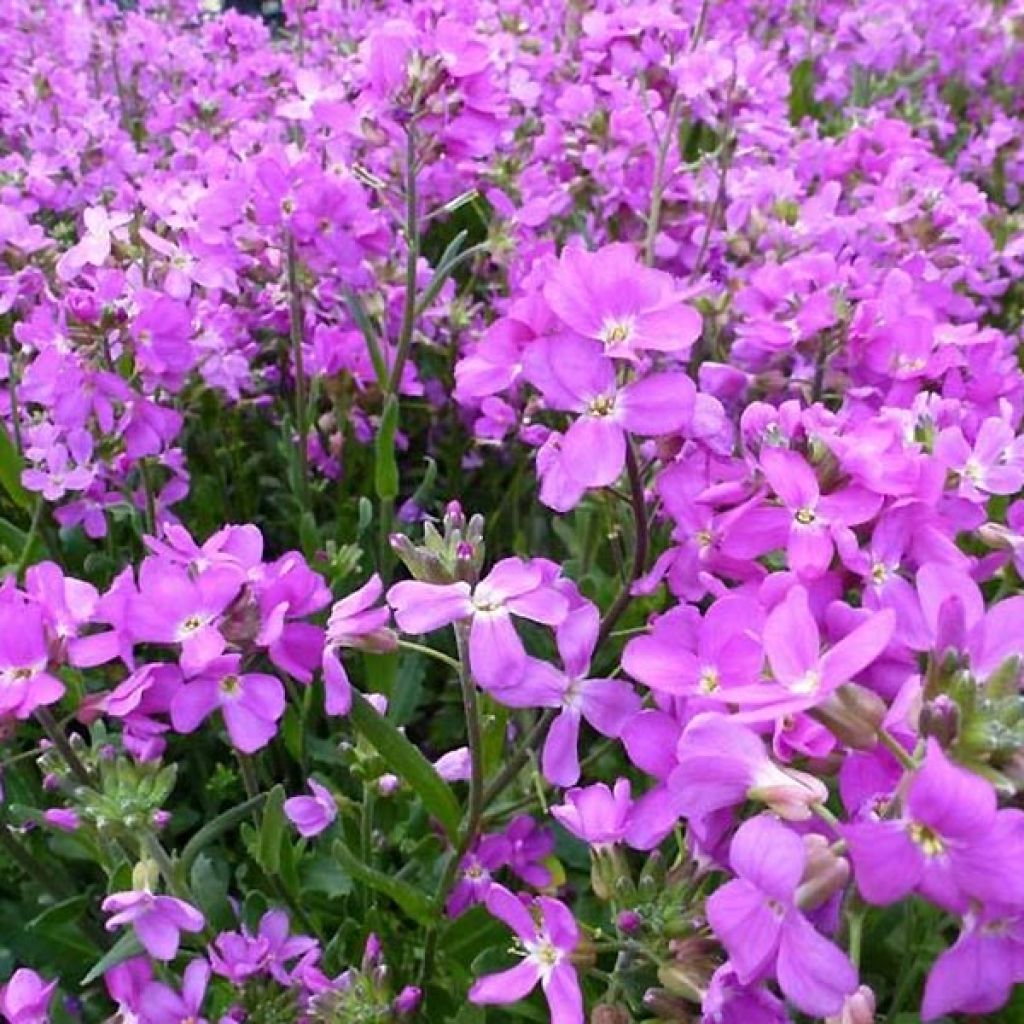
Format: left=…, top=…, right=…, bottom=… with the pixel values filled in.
left=374, top=395, right=400, bottom=501
left=343, top=288, right=388, bottom=391
left=81, top=930, right=144, bottom=986
left=179, top=792, right=268, bottom=873
left=332, top=840, right=434, bottom=926
left=26, top=896, right=89, bottom=933
left=789, top=58, right=820, bottom=125
left=348, top=690, right=461, bottom=842
left=259, top=785, right=287, bottom=875
left=0, top=429, right=30, bottom=511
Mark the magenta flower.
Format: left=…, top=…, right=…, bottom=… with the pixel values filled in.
left=842, top=739, right=1024, bottom=911
left=170, top=654, right=285, bottom=754
left=446, top=834, right=511, bottom=917
left=935, top=418, right=1024, bottom=500
left=523, top=336, right=695, bottom=496
left=543, top=243, right=702, bottom=359
left=707, top=815, right=857, bottom=1017
left=0, top=969, right=55, bottom=1024
left=0, top=596, right=64, bottom=720
left=470, top=885, right=583, bottom=1024
left=130, top=559, right=242, bottom=673
left=102, top=890, right=204, bottom=961
left=725, top=448, right=882, bottom=578
left=321, top=574, right=395, bottom=716
left=388, top=558, right=568, bottom=690
left=623, top=594, right=764, bottom=698
left=921, top=905, right=1024, bottom=1020
left=503, top=816, right=554, bottom=887
left=284, top=778, right=337, bottom=838
left=210, top=911, right=317, bottom=986
left=714, top=587, right=894, bottom=719
left=670, top=714, right=828, bottom=822
left=495, top=603, right=640, bottom=785
left=551, top=779, right=631, bottom=846
left=140, top=958, right=209, bottom=1024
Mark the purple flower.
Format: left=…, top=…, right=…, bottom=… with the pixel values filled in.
left=470, top=885, right=583, bottom=1024
left=284, top=778, right=337, bottom=838
left=707, top=815, right=857, bottom=1017
left=321, top=574, right=395, bottom=716
left=130, top=558, right=242, bottom=673
left=921, top=905, right=1024, bottom=1020
left=842, top=739, right=1024, bottom=911
left=523, top=335, right=695, bottom=503
left=0, top=969, right=55, bottom=1024
left=543, top=243, right=702, bottom=360
left=447, top=834, right=511, bottom=917
left=388, top=558, right=568, bottom=690
left=503, top=816, right=554, bottom=887
left=715, top=587, right=894, bottom=719
left=140, top=958, right=209, bottom=1024
left=101, top=890, right=205, bottom=961
left=725, top=449, right=881, bottom=579
left=670, top=713, right=828, bottom=822
left=551, top=779, right=631, bottom=846
left=210, top=911, right=317, bottom=987
left=170, top=654, right=285, bottom=754
left=495, top=602, right=640, bottom=786
left=0, top=596, right=64, bottom=720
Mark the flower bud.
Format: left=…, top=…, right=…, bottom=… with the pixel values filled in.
left=642, top=988, right=695, bottom=1021
left=795, top=835, right=850, bottom=911
left=393, top=986, right=421, bottom=1016
left=826, top=985, right=876, bottom=1024
left=811, top=683, right=887, bottom=750
left=657, top=963, right=704, bottom=1003
left=919, top=694, right=960, bottom=747
left=616, top=910, right=643, bottom=935
left=592, top=1004, right=632, bottom=1024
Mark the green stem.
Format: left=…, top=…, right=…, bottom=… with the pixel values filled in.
left=397, top=639, right=461, bottom=673
left=14, top=499, right=44, bottom=579
left=386, top=124, right=420, bottom=396
left=878, top=727, right=917, bottom=772
left=481, top=708, right=556, bottom=807
left=138, top=458, right=157, bottom=536
left=596, top=442, right=649, bottom=649
left=286, top=235, right=312, bottom=513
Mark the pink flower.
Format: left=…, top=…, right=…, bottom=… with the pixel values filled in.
left=725, top=449, right=882, bottom=579
left=551, top=779, right=632, bottom=846
left=284, top=778, right=337, bottom=838
left=470, top=886, right=583, bottom=1024
left=140, top=959, right=210, bottom=1024
left=388, top=558, right=568, bottom=690
left=713, top=587, right=894, bottom=720
left=102, top=891, right=204, bottom=961
left=707, top=815, right=857, bottom=1017
left=0, top=969, right=55, bottom=1024
left=524, top=336, right=695, bottom=506
left=543, top=243, right=702, bottom=359
left=130, top=558, right=242, bottom=673
left=321, top=574, right=395, bottom=716
left=495, top=602, right=640, bottom=786
left=0, top=594, right=64, bottom=720
left=170, top=654, right=285, bottom=754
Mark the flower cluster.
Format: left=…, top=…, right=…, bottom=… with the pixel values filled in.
left=1, top=0, right=1024, bottom=1023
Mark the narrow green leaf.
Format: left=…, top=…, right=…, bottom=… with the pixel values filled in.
left=332, top=840, right=434, bottom=925
left=374, top=395, right=400, bottom=501
left=0, top=429, right=30, bottom=511
left=81, top=930, right=144, bottom=986
left=179, top=793, right=268, bottom=873
left=348, top=690, right=461, bottom=841
left=259, top=785, right=287, bottom=875
left=343, top=288, right=388, bottom=390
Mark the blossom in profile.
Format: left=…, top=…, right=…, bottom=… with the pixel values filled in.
left=140, top=958, right=210, bottom=1024
left=0, top=969, right=55, bottom=1024
left=284, top=778, right=337, bottom=838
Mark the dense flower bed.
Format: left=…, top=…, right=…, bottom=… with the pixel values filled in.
left=1, top=0, right=1024, bottom=1021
